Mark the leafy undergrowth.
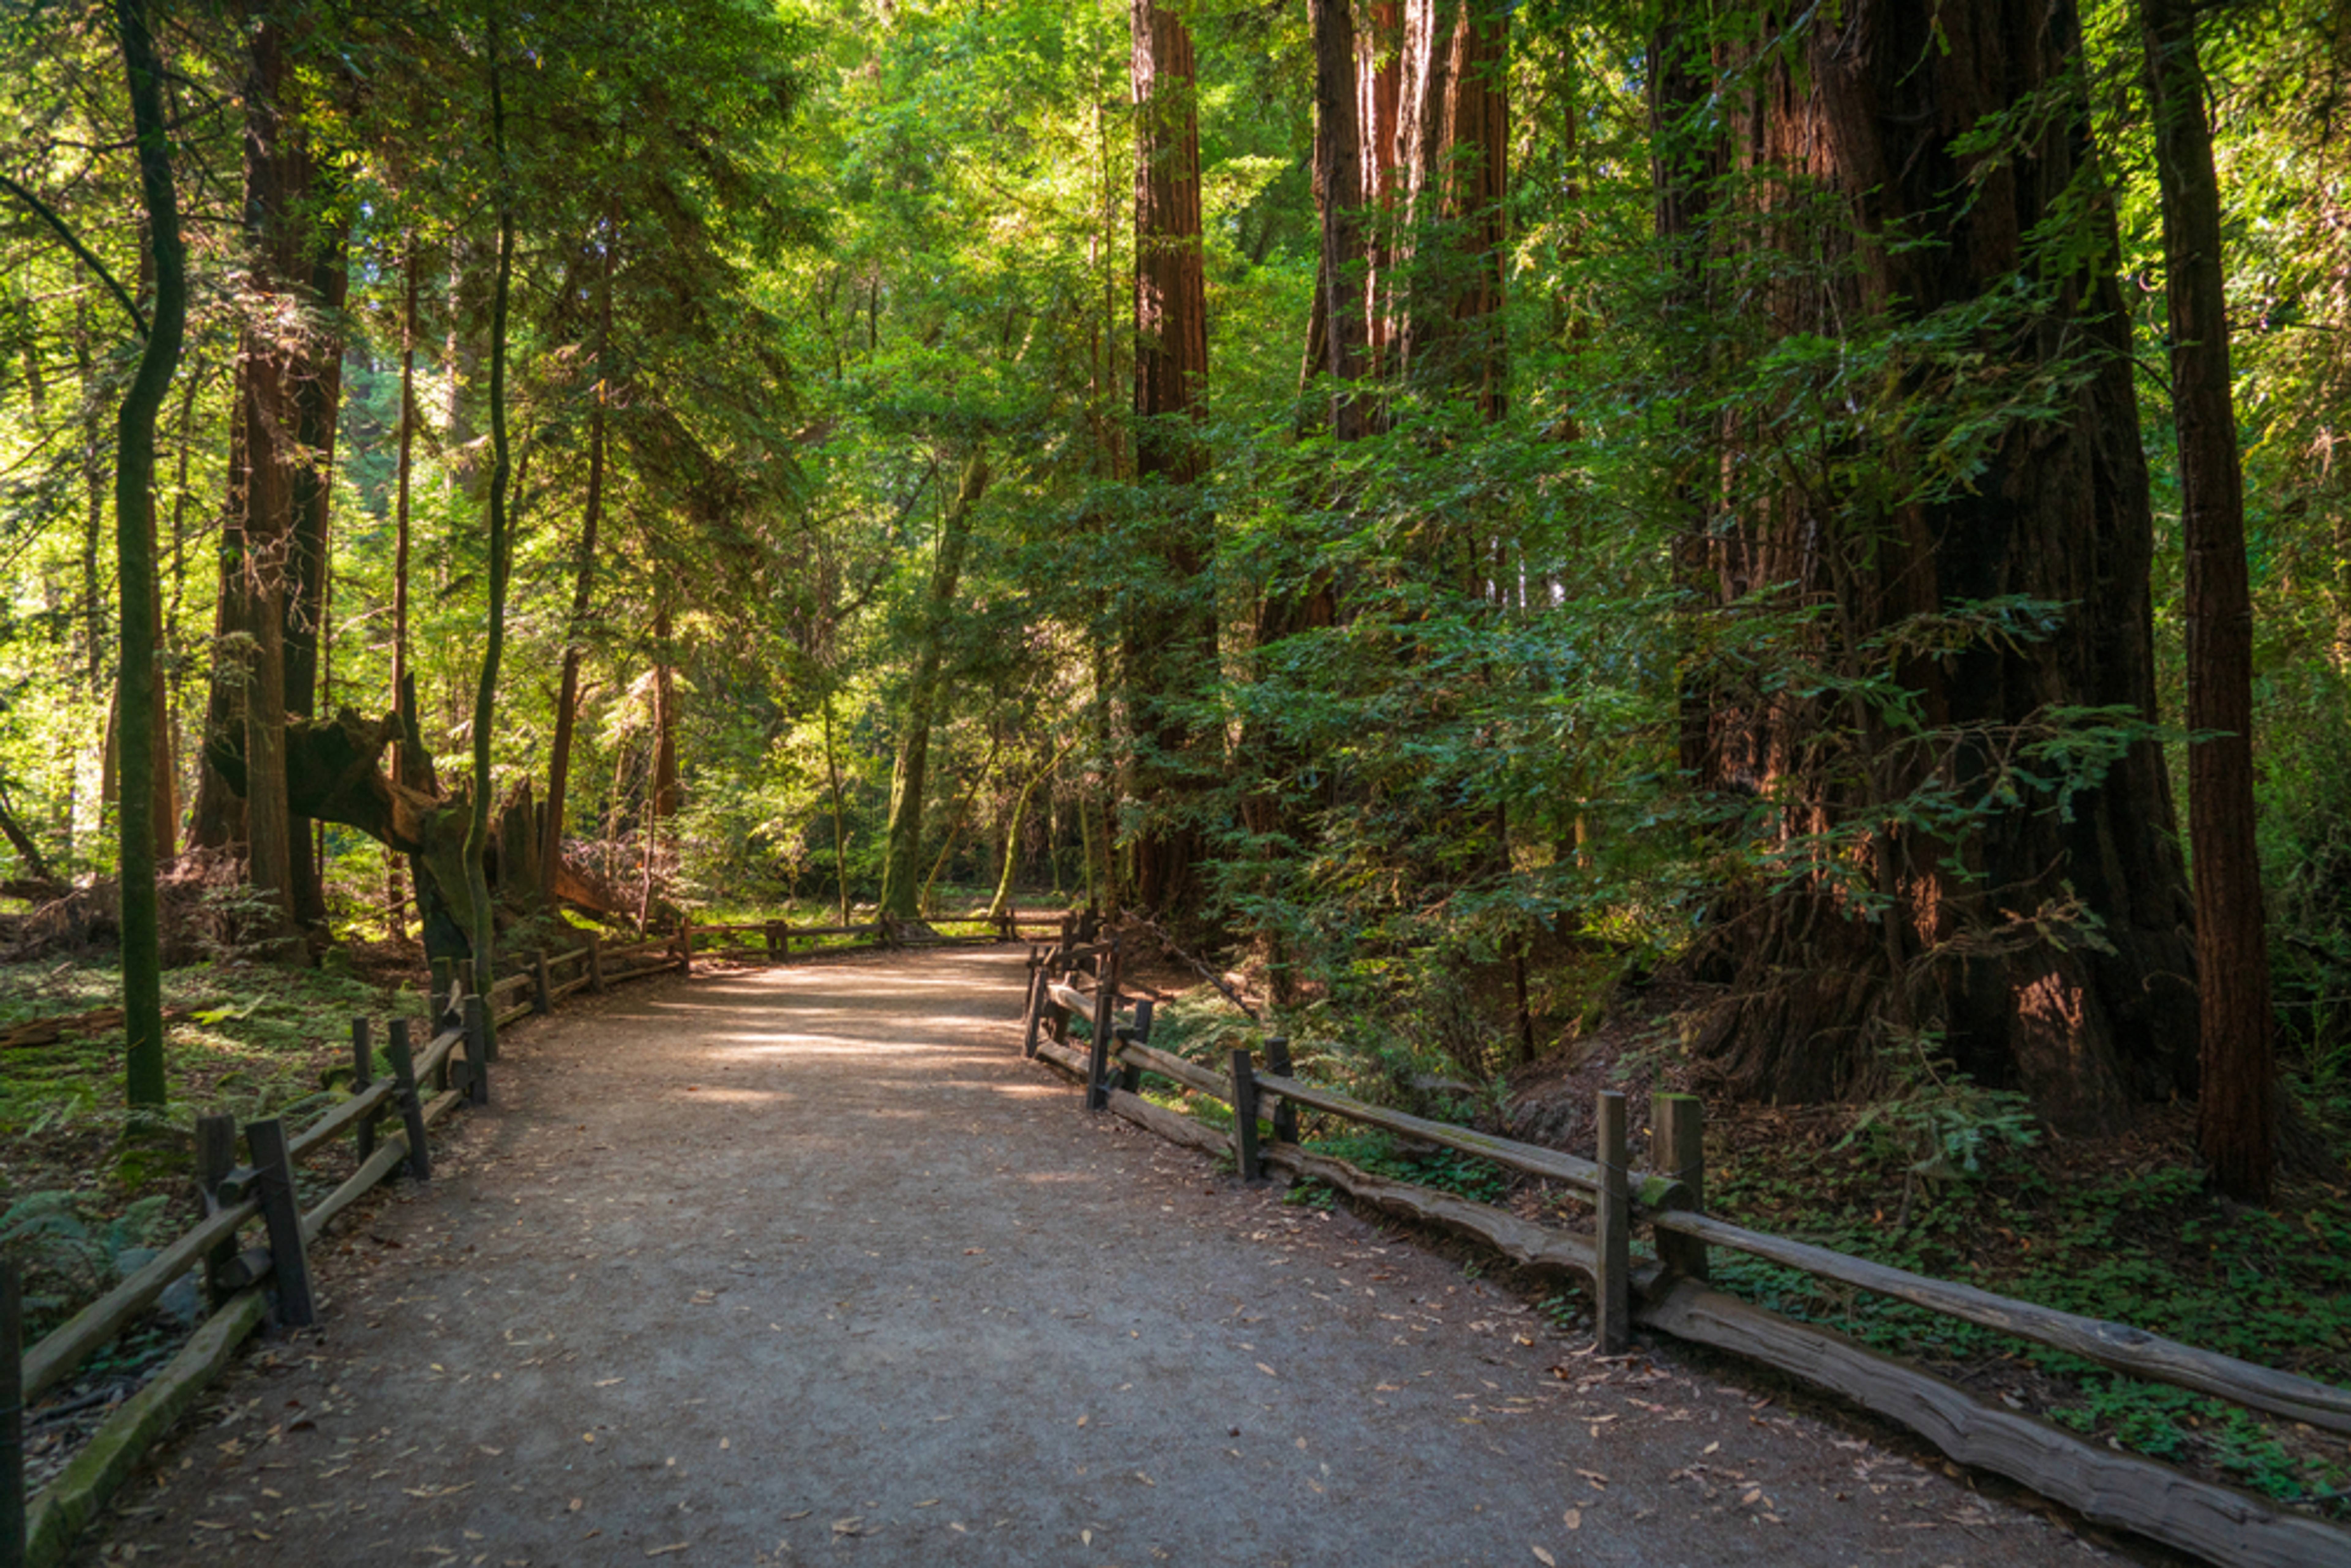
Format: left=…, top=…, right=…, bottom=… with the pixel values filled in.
left=1701, top=1101, right=2351, bottom=1517
left=0, top=953, right=425, bottom=1342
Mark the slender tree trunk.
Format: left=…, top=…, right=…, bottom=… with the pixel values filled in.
left=542, top=219, right=617, bottom=905
left=920, top=732, right=1002, bottom=916
left=1311, top=0, right=1372, bottom=439
left=651, top=603, right=677, bottom=830
left=386, top=248, right=419, bottom=943
left=988, top=741, right=1071, bottom=920
left=113, top=0, right=187, bottom=1108
left=281, top=189, right=350, bottom=932
left=877, top=452, right=989, bottom=921
left=1652, top=6, right=1722, bottom=784
left=465, top=24, right=517, bottom=1009
left=2143, top=0, right=2276, bottom=1200
left=825, top=688, right=850, bottom=926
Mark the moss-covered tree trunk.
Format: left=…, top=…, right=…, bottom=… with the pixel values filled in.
left=112, top=0, right=186, bottom=1108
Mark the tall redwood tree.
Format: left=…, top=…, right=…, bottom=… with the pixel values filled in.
left=2143, top=0, right=2277, bottom=1199
left=1125, top=0, right=1216, bottom=925
left=1684, top=0, right=2199, bottom=1130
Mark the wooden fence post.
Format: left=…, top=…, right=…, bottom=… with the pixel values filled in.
left=1595, top=1090, right=1630, bottom=1354
left=430, top=956, right=453, bottom=1028
left=1264, top=1034, right=1298, bottom=1146
left=193, top=1113, right=241, bottom=1308
left=1121, top=998, right=1153, bottom=1095
left=352, top=1016, right=376, bottom=1165
left=244, top=1117, right=316, bottom=1328
left=586, top=932, right=606, bottom=993
left=1020, top=964, right=1046, bottom=1058
left=463, top=996, right=490, bottom=1106
left=531, top=951, right=553, bottom=1015
left=3, top=1259, right=23, bottom=1568
left=1652, top=1092, right=1707, bottom=1283
left=386, top=1020, right=431, bottom=1181
left=676, top=915, right=693, bottom=974
left=1086, top=1002, right=1115, bottom=1112
left=1231, top=1049, right=1266, bottom=1185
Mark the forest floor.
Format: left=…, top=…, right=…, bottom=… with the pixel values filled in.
left=71, top=945, right=2124, bottom=1567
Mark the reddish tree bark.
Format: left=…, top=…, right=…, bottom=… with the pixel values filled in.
left=1126, top=0, right=1216, bottom=924
left=1686, top=0, right=2198, bottom=1130
left=1394, top=0, right=1507, bottom=414
left=2143, top=0, right=2276, bottom=1200
left=1309, top=0, right=1372, bottom=439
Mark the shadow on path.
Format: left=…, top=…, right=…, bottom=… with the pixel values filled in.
left=86, top=947, right=2104, bottom=1566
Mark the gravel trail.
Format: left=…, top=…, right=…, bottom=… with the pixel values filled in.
left=83, top=946, right=2116, bottom=1567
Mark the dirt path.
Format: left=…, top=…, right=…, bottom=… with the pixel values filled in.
left=83, top=947, right=2119, bottom=1567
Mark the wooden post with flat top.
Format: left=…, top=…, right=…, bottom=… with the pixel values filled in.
left=1595, top=1090, right=1630, bottom=1353
left=586, top=932, right=606, bottom=993
left=245, top=1117, right=315, bottom=1327
left=352, top=1016, right=376, bottom=1164
left=1652, top=1092, right=1707, bottom=1282
left=386, top=1020, right=431, bottom=1180
left=463, top=996, right=490, bottom=1106
left=1231, top=1049, right=1266, bottom=1184
left=532, top=951, right=553, bottom=1014
left=1264, top=1035, right=1297, bottom=1145
left=1121, top=998, right=1153, bottom=1094
left=194, top=1113, right=241, bottom=1307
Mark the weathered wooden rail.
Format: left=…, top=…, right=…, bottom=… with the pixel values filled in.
left=1016, top=930, right=2351, bottom=1568
left=669, top=906, right=1059, bottom=969
left=0, top=924, right=688, bottom=1568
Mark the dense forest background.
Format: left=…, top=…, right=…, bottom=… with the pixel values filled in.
left=7, top=0, right=2350, bottom=1206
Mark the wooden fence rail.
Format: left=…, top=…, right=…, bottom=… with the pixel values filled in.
left=1015, top=929, right=2351, bottom=1568
left=0, top=921, right=695, bottom=1568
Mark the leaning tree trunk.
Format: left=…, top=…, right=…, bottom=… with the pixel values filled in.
left=1685, top=0, right=2198, bottom=1132
left=877, top=452, right=989, bottom=922
left=2143, top=0, right=2276, bottom=1200
left=112, top=0, right=186, bottom=1109
left=465, top=25, right=518, bottom=1011
left=1125, top=0, right=1217, bottom=930
left=542, top=218, right=616, bottom=906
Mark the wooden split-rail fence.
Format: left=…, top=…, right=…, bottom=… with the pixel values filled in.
left=1017, top=930, right=2351, bottom=1568
left=0, top=931, right=684, bottom=1568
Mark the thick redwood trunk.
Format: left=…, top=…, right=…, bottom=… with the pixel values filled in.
left=1125, top=0, right=1216, bottom=926
left=2143, top=0, right=2276, bottom=1199
left=1688, top=0, right=2197, bottom=1130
